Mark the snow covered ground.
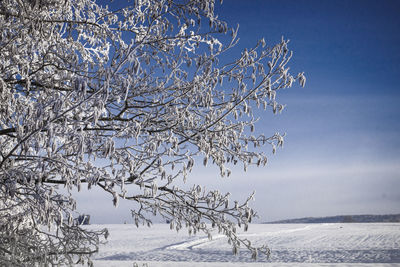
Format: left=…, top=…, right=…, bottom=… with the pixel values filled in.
left=87, top=223, right=400, bottom=267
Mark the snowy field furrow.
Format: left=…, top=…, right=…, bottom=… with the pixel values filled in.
left=86, top=223, right=400, bottom=266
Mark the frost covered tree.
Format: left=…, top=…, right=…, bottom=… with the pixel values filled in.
left=0, top=0, right=305, bottom=265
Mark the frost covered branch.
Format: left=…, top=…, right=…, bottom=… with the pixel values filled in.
left=0, top=0, right=304, bottom=265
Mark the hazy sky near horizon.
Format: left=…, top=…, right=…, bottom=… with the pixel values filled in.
left=76, top=0, right=400, bottom=223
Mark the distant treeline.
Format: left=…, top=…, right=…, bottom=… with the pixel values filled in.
left=265, top=214, right=400, bottom=224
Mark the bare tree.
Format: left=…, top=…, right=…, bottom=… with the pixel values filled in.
left=0, top=0, right=305, bottom=265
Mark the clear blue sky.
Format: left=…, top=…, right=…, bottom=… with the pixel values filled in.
left=76, top=0, right=400, bottom=223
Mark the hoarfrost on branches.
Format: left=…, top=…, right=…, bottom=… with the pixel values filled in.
left=0, top=0, right=305, bottom=265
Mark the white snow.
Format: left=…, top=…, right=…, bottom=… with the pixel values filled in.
left=86, top=223, right=400, bottom=266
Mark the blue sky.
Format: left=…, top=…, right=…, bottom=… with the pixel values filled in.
left=76, top=0, right=400, bottom=223
left=211, top=0, right=400, bottom=221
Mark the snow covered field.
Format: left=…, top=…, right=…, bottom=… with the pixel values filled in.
left=88, top=223, right=400, bottom=267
